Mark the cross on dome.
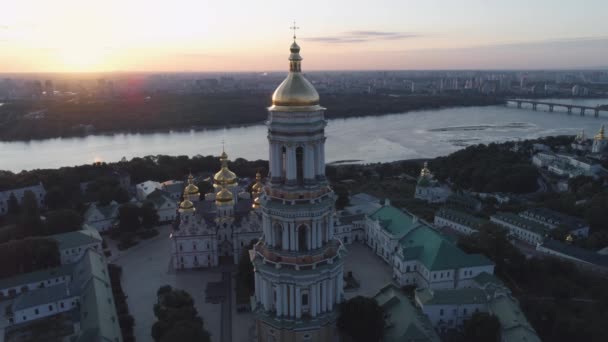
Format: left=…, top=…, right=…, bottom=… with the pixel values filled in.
left=290, top=21, right=299, bottom=41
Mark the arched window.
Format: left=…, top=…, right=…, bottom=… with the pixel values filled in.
left=296, top=146, right=304, bottom=185
left=273, top=223, right=283, bottom=249
left=298, top=225, right=309, bottom=251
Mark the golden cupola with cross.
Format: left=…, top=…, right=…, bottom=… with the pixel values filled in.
left=184, top=173, right=200, bottom=202
left=213, top=150, right=238, bottom=191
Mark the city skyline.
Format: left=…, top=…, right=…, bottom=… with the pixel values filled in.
left=2, top=0, right=608, bottom=72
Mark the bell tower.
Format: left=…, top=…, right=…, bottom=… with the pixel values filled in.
left=252, top=29, right=346, bottom=342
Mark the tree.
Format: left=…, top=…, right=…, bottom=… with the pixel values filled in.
left=7, top=192, right=20, bottom=215
left=151, top=286, right=211, bottom=342
left=44, top=186, right=67, bottom=210
left=0, top=238, right=60, bottom=278
left=333, top=184, right=350, bottom=210
left=140, top=201, right=159, bottom=229
left=337, top=296, right=385, bottom=342
left=196, top=181, right=213, bottom=196
left=44, top=209, right=83, bottom=235
left=118, top=203, right=140, bottom=232
left=463, top=312, right=500, bottom=342
left=18, top=190, right=43, bottom=236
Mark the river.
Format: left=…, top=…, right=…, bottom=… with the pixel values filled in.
left=1, top=98, right=607, bottom=173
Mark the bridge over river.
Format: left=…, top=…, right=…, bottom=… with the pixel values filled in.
left=506, top=99, right=607, bottom=117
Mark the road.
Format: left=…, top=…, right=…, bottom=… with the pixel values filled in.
left=220, top=270, right=233, bottom=342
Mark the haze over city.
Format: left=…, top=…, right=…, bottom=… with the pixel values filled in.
left=2, top=0, right=608, bottom=72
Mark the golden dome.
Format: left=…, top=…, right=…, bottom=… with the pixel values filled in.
left=595, top=125, right=605, bottom=140
left=179, top=199, right=195, bottom=211
left=252, top=196, right=261, bottom=209
left=252, top=171, right=263, bottom=193
left=270, top=40, right=321, bottom=109
left=184, top=173, right=199, bottom=195
left=214, top=151, right=237, bottom=186
left=216, top=185, right=234, bottom=206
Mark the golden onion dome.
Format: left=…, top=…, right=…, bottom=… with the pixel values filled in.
left=252, top=171, right=263, bottom=193
left=595, top=125, right=605, bottom=140
left=184, top=173, right=199, bottom=195
left=179, top=199, right=195, bottom=211
left=252, top=196, right=261, bottom=209
left=271, top=39, right=320, bottom=108
left=215, top=186, right=234, bottom=206
left=213, top=151, right=238, bottom=186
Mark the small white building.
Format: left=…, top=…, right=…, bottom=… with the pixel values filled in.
left=0, top=182, right=46, bottom=216
left=51, top=225, right=103, bottom=264
left=161, top=180, right=185, bottom=201
left=146, top=189, right=178, bottom=223
left=434, top=208, right=487, bottom=235
left=519, top=207, right=589, bottom=238
left=83, top=201, right=120, bottom=232
left=135, top=180, right=162, bottom=201
left=491, top=212, right=549, bottom=245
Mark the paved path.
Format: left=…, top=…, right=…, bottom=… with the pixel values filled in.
left=220, top=271, right=233, bottom=342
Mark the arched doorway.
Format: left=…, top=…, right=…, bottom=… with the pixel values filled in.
left=298, top=225, right=309, bottom=251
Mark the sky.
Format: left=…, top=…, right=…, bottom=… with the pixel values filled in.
left=1, top=0, right=608, bottom=72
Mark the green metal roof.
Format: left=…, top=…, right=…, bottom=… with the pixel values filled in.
left=435, top=208, right=487, bottom=230
left=490, top=296, right=541, bottom=342
left=398, top=226, right=493, bottom=271
left=51, top=226, right=101, bottom=251
left=369, top=205, right=421, bottom=237
left=374, top=284, right=440, bottom=342
left=416, top=287, right=488, bottom=306
left=0, top=264, right=74, bottom=290
left=492, top=212, right=549, bottom=235
left=12, top=283, right=72, bottom=311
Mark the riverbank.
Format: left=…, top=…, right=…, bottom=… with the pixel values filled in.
left=0, top=93, right=503, bottom=142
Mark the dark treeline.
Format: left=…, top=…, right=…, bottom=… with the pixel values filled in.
left=1, top=155, right=268, bottom=207
left=0, top=92, right=503, bottom=141
left=0, top=238, right=60, bottom=278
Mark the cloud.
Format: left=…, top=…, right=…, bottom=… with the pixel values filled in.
left=304, top=31, right=420, bottom=44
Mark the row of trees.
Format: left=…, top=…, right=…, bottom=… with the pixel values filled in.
left=151, top=286, right=211, bottom=342
left=458, top=223, right=608, bottom=342
left=0, top=238, right=60, bottom=278
left=108, top=264, right=135, bottom=342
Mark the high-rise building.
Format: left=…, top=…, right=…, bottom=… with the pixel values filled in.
left=252, top=37, right=346, bottom=342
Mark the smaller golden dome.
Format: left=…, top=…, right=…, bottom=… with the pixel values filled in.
left=179, top=199, right=195, bottom=211
left=252, top=196, right=261, bottom=209
left=216, top=184, right=234, bottom=206
left=214, top=151, right=238, bottom=186
left=595, top=125, right=605, bottom=140
left=252, top=171, right=263, bottom=193
left=184, top=173, right=199, bottom=195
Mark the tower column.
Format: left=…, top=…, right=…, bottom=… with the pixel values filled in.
left=337, top=269, right=343, bottom=304
left=286, top=145, right=296, bottom=184
left=282, top=224, right=289, bottom=251
left=311, top=221, right=318, bottom=249
left=315, top=283, right=321, bottom=314
left=289, top=284, right=295, bottom=317
left=304, top=144, right=315, bottom=182
left=307, top=226, right=312, bottom=250
left=314, top=143, right=322, bottom=176
left=295, top=286, right=302, bottom=319
left=276, top=284, right=282, bottom=316
left=282, top=284, right=288, bottom=316
left=328, top=277, right=334, bottom=310
left=316, top=221, right=322, bottom=247
left=328, top=215, right=334, bottom=240
left=321, top=279, right=327, bottom=312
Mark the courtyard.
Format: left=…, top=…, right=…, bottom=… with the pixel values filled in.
left=112, top=227, right=394, bottom=342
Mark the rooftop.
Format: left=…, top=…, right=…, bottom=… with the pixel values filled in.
left=492, top=212, right=550, bottom=236
left=539, top=239, right=608, bottom=267
left=369, top=205, right=422, bottom=237
left=51, top=225, right=102, bottom=250
left=416, top=287, right=488, bottom=306
left=374, top=284, right=440, bottom=342
left=435, top=208, right=487, bottom=230
left=398, top=225, right=493, bottom=271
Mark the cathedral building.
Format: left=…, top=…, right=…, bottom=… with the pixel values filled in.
left=251, top=37, right=346, bottom=342
left=170, top=154, right=262, bottom=268
left=414, top=162, right=451, bottom=203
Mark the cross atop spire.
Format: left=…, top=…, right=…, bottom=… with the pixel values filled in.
left=290, top=21, right=299, bottom=41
